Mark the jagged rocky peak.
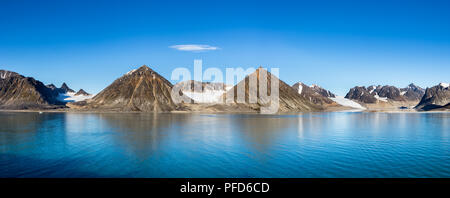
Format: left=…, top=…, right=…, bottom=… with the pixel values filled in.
left=292, top=82, right=335, bottom=105
left=87, top=65, right=179, bottom=112
left=75, top=89, right=90, bottom=96
left=439, top=82, right=449, bottom=88
left=416, top=82, right=450, bottom=111
left=46, top=84, right=57, bottom=90
left=60, top=82, right=75, bottom=93
left=345, top=86, right=377, bottom=103
left=310, top=84, right=336, bottom=98
left=400, top=83, right=425, bottom=101
left=374, top=85, right=404, bottom=101
left=0, top=69, right=64, bottom=109
left=346, top=84, right=425, bottom=103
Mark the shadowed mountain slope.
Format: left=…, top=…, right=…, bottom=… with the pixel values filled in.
left=416, top=83, right=450, bottom=111
left=0, top=70, right=64, bottom=109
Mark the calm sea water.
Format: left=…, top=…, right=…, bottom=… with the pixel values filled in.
left=0, top=112, right=449, bottom=178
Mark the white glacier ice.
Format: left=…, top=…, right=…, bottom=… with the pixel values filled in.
left=297, top=85, right=303, bottom=95
left=439, top=82, right=449, bottom=88
left=57, top=92, right=94, bottom=102
left=182, top=90, right=226, bottom=103
left=374, top=94, right=388, bottom=102
left=330, top=96, right=366, bottom=110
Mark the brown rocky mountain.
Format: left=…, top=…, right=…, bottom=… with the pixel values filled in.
left=310, top=84, right=336, bottom=98
left=223, top=68, right=322, bottom=113
left=0, top=70, right=64, bottom=109
left=292, top=82, right=335, bottom=105
left=400, top=83, right=425, bottom=101
left=346, top=84, right=425, bottom=104
left=75, top=89, right=90, bottom=96
left=345, top=86, right=377, bottom=103
left=372, top=85, right=405, bottom=101
left=86, top=65, right=181, bottom=112
left=415, top=83, right=450, bottom=111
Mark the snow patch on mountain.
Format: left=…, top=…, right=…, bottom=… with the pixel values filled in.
left=374, top=94, right=388, bottom=102
left=330, top=96, right=366, bottom=110
left=126, top=69, right=137, bottom=75
left=440, top=82, right=449, bottom=88
left=297, top=85, right=303, bottom=94
left=182, top=90, right=225, bottom=103
left=57, top=92, right=93, bottom=102
left=369, top=86, right=376, bottom=94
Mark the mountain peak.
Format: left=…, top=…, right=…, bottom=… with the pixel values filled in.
left=88, top=66, right=177, bottom=112
left=137, top=65, right=151, bottom=71
left=255, top=66, right=266, bottom=72
left=439, top=82, right=449, bottom=88
left=125, top=65, right=154, bottom=76
left=408, top=83, right=419, bottom=88
left=60, top=83, right=75, bottom=93
left=75, top=89, right=90, bottom=96
left=292, top=82, right=336, bottom=104
left=416, top=83, right=450, bottom=110
left=61, top=82, right=69, bottom=88
left=46, top=84, right=57, bottom=89
left=225, top=69, right=322, bottom=113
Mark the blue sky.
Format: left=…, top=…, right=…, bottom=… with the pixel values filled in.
left=1, top=0, right=449, bottom=95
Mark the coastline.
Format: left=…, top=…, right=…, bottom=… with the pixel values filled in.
left=1, top=108, right=448, bottom=114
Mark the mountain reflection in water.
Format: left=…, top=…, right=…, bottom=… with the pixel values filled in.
left=0, top=112, right=449, bottom=177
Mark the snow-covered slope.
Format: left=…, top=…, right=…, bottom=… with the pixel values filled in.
left=182, top=90, right=226, bottom=103
left=57, top=92, right=94, bottom=102
left=374, top=94, right=388, bottom=102
left=330, top=96, right=366, bottom=110
left=176, top=80, right=232, bottom=104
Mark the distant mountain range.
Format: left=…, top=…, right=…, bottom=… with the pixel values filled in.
left=292, top=82, right=336, bottom=106
left=345, top=84, right=425, bottom=103
left=0, top=67, right=448, bottom=112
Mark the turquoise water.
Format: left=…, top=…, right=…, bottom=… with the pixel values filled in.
left=0, top=112, right=449, bottom=178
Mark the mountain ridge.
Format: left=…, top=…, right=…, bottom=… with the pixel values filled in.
left=0, top=70, right=65, bottom=109
left=415, top=82, right=450, bottom=111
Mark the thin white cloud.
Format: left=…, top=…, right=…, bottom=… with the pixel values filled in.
left=169, top=44, right=220, bottom=52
